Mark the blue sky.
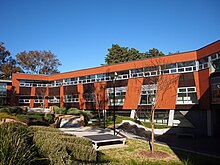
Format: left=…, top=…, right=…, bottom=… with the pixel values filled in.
left=1, top=0, right=220, bottom=72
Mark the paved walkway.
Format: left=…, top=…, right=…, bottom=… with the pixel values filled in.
left=59, top=127, right=114, bottom=137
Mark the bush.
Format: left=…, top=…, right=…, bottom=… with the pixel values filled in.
left=29, top=125, right=62, bottom=133
left=17, top=112, right=50, bottom=126
left=53, top=106, right=67, bottom=114
left=0, top=123, right=37, bottom=165
left=67, top=108, right=92, bottom=125
left=0, top=112, right=20, bottom=121
left=66, top=108, right=80, bottom=115
left=32, top=126, right=97, bottom=164
left=0, top=106, right=24, bottom=114
left=44, top=113, right=55, bottom=124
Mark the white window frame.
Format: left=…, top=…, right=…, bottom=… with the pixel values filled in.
left=176, top=87, right=198, bottom=104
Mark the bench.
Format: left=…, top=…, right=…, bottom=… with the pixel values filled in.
left=84, top=134, right=126, bottom=150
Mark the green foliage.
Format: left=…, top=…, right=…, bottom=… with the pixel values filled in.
left=67, top=108, right=92, bottom=125
left=105, top=44, right=143, bottom=64
left=115, top=115, right=135, bottom=124
left=44, top=113, right=55, bottom=124
left=105, top=44, right=165, bottom=65
left=0, top=42, right=22, bottom=79
left=0, top=123, right=37, bottom=165
left=0, top=112, right=20, bottom=121
left=29, top=125, right=62, bottom=133
left=32, top=126, right=97, bottom=164
left=66, top=108, right=80, bottom=115
left=141, top=121, right=171, bottom=129
left=0, top=106, right=24, bottom=114
left=17, top=112, right=50, bottom=126
left=16, top=50, right=61, bottom=75
left=53, top=106, right=67, bottom=114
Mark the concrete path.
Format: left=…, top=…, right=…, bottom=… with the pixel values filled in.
left=59, top=127, right=114, bottom=137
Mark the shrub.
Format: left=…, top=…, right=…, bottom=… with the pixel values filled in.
left=29, top=125, right=62, bottom=133
left=58, top=135, right=92, bottom=146
left=67, top=108, right=92, bottom=125
left=32, top=126, right=97, bottom=164
left=44, top=113, right=55, bottom=124
left=66, top=108, right=80, bottom=115
left=0, top=106, right=24, bottom=114
left=17, top=112, right=50, bottom=126
left=0, top=123, right=37, bottom=165
left=0, top=112, right=20, bottom=121
left=53, top=106, right=67, bottom=114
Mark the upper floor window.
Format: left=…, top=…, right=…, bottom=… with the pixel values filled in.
left=176, top=87, right=198, bottom=104
left=139, top=84, right=157, bottom=105
left=107, top=87, right=127, bottom=106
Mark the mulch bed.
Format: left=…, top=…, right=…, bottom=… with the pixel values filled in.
left=138, top=150, right=170, bottom=159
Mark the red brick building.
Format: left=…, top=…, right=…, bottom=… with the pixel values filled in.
left=4, top=40, right=220, bottom=136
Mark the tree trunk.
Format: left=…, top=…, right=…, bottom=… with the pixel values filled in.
left=98, top=107, right=101, bottom=126
left=151, top=108, right=155, bottom=154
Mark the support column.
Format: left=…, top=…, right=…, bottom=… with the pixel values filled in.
left=168, top=109, right=175, bottom=126
left=130, top=109, right=136, bottom=119
left=207, top=109, right=212, bottom=136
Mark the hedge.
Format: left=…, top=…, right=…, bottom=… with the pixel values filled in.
left=32, top=126, right=97, bottom=164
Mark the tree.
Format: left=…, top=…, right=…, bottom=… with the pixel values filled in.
left=16, top=50, right=61, bottom=75
left=105, top=44, right=165, bottom=65
left=135, top=59, right=179, bottom=154
left=168, top=51, right=180, bottom=55
left=142, top=48, right=165, bottom=58
left=0, top=42, right=22, bottom=79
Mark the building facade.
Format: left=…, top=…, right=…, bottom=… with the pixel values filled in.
left=6, top=40, right=220, bottom=136
left=0, top=80, right=12, bottom=106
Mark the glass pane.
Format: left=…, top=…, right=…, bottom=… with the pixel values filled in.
left=188, top=88, right=195, bottom=92
left=140, top=95, right=147, bottom=104
left=179, top=88, right=186, bottom=93
left=177, top=93, right=187, bottom=103
left=188, top=93, right=198, bottom=104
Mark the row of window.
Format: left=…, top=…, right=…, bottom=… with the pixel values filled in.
left=19, top=86, right=198, bottom=105
left=18, top=51, right=220, bottom=89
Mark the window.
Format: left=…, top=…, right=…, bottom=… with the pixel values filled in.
left=176, top=87, right=198, bottom=104
left=83, top=93, right=95, bottom=102
left=48, top=96, right=60, bottom=103
left=211, top=83, right=220, bottom=104
left=64, top=94, right=79, bottom=103
left=139, top=84, right=157, bottom=105
left=177, top=61, right=196, bottom=68
left=107, top=87, right=126, bottom=106
left=34, top=97, right=44, bottom=103
left=0, top=83, right=7, bottom=97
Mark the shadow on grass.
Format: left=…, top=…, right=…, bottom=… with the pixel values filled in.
left=156, top=133, right=220, bottom=165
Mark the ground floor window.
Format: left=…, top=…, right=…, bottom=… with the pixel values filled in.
left=211, top=83, right=220, bottom=104
left=0, top=97, right=7, bottom=105
left=176, top=87, right=198, bottom=104
left=48, top=96, right=60, bottom=103
left=64, top=94, right=79, bottom=103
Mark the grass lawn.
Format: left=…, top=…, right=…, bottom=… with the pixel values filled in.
left=98, top=138, right=220, bottom=165
left=99, top=138, right=182, bottom=165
